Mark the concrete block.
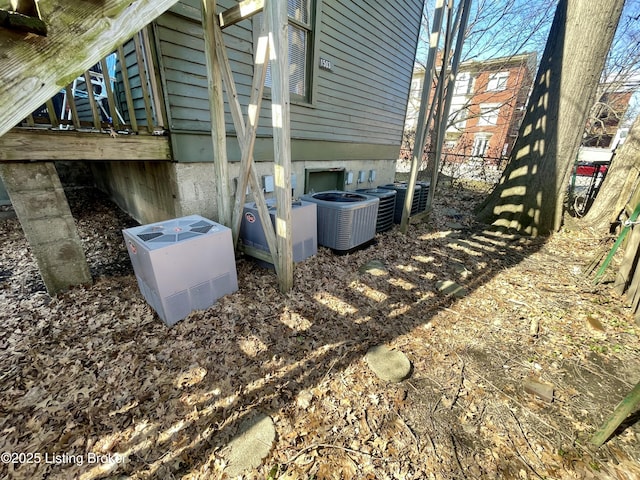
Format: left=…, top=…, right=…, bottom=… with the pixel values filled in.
left=0, top=162, right=60, bottom=192
left=20, top=190, right=70, bottom=220
left=223, top=413, right=275, bottom=477
left=0, top=162, right=91, bottom=295
left=19, top=216, right=77, bottom=247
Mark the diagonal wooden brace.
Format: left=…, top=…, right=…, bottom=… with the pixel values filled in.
left=213, top=15, right=279, bottom=272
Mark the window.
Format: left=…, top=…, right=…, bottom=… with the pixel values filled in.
left=447, top=107, right=467, bottom=132
left=472, top=134, right=490, bottom=158
left=487, top=71, right=509, bottom=91
left=454, top=72, right=474, bottom=95
left=258, top=0, right=315, bottom=101
left=478, top=104, right=499, bottom=126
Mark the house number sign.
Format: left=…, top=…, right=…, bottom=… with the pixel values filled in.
left=319, top=57, right=333, bottom=71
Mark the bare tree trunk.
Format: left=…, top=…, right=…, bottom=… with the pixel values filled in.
left=476, top=0, right=625, bottom=236
left=583, top=113, right=640, bottom=232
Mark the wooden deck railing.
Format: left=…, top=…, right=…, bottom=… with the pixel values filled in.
left=18, top=28, right=165, bottom=136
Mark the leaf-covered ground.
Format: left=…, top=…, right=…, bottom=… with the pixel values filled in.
left=1, top=182, right=639, bottom=479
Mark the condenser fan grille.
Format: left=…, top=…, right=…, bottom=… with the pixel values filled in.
left=190, top=226, right=213, bottom=234
left=137, top=219, right=216, bottom=243
left=138, top=232, right=163, bottom=242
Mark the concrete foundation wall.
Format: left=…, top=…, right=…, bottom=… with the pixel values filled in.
left=92, top=158, right=396, bottom=226
left=92, top=161, right=181, bottom=225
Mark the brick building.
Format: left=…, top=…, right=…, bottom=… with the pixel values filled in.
left=404, top=52, right=537, bottom=165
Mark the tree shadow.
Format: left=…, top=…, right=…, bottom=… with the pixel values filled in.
left=612, top=409, right=640, bottom=439
left=0, top=191, right=557, bottom=478
left=476, top=0, right=567, bottom=236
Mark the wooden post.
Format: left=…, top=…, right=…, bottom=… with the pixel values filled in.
left=429, top=0, right=472, bottom=209
left=265, top=0, right=293, bottom=293
left=63, top=84, right=81, bottom=128
left=133, top=33, right=156, bottom=132
left=100, top=58, right=121, bottom=129
left=83, top=70, right=102, bottom=130
left=117, top=43, right=139, bottom=132
left=400, top=0, right=445, bottom=233
left=590, top=379, right=640, bottom=447
left=614, top=225, right=640, bottom=295
left=202, top=0, right=232, bottom=227
left=214, top=16, right=279, bottom=275
left=45, top=98, right=59, bottom=128
left=141, top=27, right=167, bottom=128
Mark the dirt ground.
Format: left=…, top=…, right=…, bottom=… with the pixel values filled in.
left=1, top=181, right=639, bottom=480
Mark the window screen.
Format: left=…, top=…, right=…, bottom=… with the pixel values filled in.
left=260, top=0, right=313, bottom=100
left=288, top=0, right=310, bottom=24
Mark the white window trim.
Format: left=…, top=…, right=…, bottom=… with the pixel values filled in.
left=447, top=107, right=467, bottom=131
left=471, top=134, right=491, bottom=158
left=454, top=71, right=474, bottom=96
left=487, top=71, right=509, bottom=92
left=478, top=103, right=500, bottom=126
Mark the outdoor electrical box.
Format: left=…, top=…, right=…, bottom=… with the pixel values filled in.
left=123, top=215, right=238, bottom=327
left=263, top=175, right=275, bottom=193
left=346, top=171, right=354, bottom=185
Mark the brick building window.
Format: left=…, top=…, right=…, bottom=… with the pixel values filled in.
left=454, top=72, right=474, bottom=95
left=487, top=71, right=509, bottom=91
left=478, top=104, right=500, bottom=126
left=472, top=134, right=491, bottom=158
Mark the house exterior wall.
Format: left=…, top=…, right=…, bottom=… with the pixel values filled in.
left=154, top=0, right=421, bottom=167
left=91, top=155, right=395, bottom=226
left=90, top=0, right=423, bottom=224
left=582, top=90, right=632, bottom=148
left=447, top=57, right=535, bottom=163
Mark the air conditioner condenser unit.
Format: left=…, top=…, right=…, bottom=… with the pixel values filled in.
left=122, top=215, right=238, bottom=326
left=240, top=199, right=318, bottom=266
left=301, top=190, right=379, bottom=252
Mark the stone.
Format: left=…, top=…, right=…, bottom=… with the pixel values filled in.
left=359, top=259, right=388, bottom=276
left=436, top=280, right=467, bottom=298
left=365, top=345, right=412, bottom=382
left=223, top=413, right=276, bottom=477
left=445, top=222, right=465, bottom=230
left=442, top=207, right=461, bottom=217
left=523, top=379, right=554, bottom=403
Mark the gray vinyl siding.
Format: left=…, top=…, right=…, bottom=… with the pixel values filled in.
left=309, top=0, right=421, bottom=143
left=154, top=0, right=422, bottom=161
left=155, top=0, right=252, bottom=136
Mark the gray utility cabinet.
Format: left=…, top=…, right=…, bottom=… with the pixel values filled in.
left=123, top=215, right=238, bottom=327
left=240, top=199, right=318, bottom=266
